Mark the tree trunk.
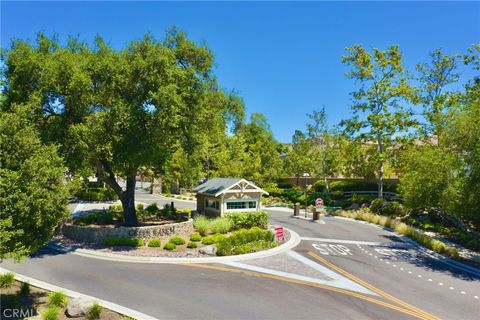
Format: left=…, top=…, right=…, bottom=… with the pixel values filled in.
left=149, top=172, right=155, bottom=194
left=321, top=142, right=329, bottom=192
left=377, top=137, right=384, bottom=199
left=121, top=173, right=138, bottom=226
left=96, top=160, right=139, bottom=226
left=158, top=175, right=163, bottom=194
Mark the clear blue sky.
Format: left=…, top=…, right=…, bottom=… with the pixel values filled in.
left=2, top=1, right=479, bottom=142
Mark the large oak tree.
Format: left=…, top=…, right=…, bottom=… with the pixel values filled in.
left=2, top=30, right=243, bottom=226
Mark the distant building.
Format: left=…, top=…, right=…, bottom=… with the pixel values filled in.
left=193, top=178, right=268, bottom=217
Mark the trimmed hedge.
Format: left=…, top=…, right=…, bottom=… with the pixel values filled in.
left=225, top=212, right=269, bottom=230
left=187, top=242, right=198, bottom=249
left=216, top=227, right=275, bottom=256
left=103, top=237, right=144, bottom=247
left=168, top=236, right=186, bottom=245
left=202, top=233, right=226, bottom=245
left=147, top=239, right=161, bottom=247
left=190, top=233, right=202, bottom=242
left=163, top=242, right=176, bottom=250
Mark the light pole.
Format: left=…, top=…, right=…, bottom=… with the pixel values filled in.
left=303, top=172, right=309, bottom=217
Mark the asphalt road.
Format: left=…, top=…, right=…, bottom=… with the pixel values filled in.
left=3, top=190, right=480, bottom=320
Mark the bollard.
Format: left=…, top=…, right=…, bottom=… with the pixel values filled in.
left=294, top=203, right=300, bottom=216
left=313, top=207, right=320, bottom=221
left=171, top=201, right=175, bottom=210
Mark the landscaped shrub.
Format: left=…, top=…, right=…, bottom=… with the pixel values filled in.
left=187, top=242, right=198, bottom=249
left=193, top=216, right=210, bottom=236
left=168, top=236, right=186, bottom=245
left=370, top=199, right=405, bottom=216
left=209, top=218, right=233, bottom=234
left=48, top=291, right=68, bottom=308
left=73, top=211, right=114, bottom=226
left=163, top=242, right=176, bottom=250
left=136, top=203, right=144, bottom=211
left=42, top=306, right=59, bottom=320
left=75, top=187, right=118, bottom=201
left=225, top=212, right=269, bottom=230
left=103, top=237, right=144, bottom=247
left=0, top=272, right=15, bottom=288
left=202, top=233, right=226, bottom=245
left=109, top=204, right=123, bottom=212
left=190, top=233, right=202, bottom=242
left=177, top=208, right=192, bottom=218
left=147, top=239, right=161, bottom=248
left=158, top=203, right=176, bottom=219
left=86, top=302, right=103, bottom=320
left=145, top=202, right=159, bottom=215
left=216, top=227, right=275, bottom=256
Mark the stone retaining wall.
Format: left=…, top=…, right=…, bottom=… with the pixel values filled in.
left=62, top=220, right=194, bottom=244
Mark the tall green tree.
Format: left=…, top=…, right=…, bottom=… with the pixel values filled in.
left=2, top=30, right=243, bottom=226
left=0, top=103, right=69, bottom=260
left=341, top=45, right=418, bottom=198
left=284, top=130, right=313, bottom=185
left=416, top=49, right=459, bottom=141
left=237, top=113, right=283, bottom=185
left=306, top=107, right=336, bottom=191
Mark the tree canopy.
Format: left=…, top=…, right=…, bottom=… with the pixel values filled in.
left=2, top=30, right=244, bottom=226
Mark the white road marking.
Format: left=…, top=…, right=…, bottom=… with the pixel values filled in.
left=311, top=244, right=353, bottom=256
left=449, top=286, right=454, bottom=290
left=438, top=283, right=443, bottom=286
left=301, top=237, right=384, bottom=246
left=428, top=279, right=432, bottom=282
left=474, top=296, right=479, bottom=299
left=461, top=291, right=466, bottom=294
left=408, top=271, right=412, bottom=274
left=400, top=268, right=404, bottom=271
left=417, top=275, right=422, bottom=278
left=224, top=252, right=377, bottom=296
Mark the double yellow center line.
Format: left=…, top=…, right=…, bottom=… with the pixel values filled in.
left=308, top=251, right=440, bottom=320
left=180, top=256, right=439, bottom=320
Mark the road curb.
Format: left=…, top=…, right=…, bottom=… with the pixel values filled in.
left=0, top=267, right=158, bottom=320
left=58, top=227, right=301, bottom=264
left=150, top=193, right=196, bottom=203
